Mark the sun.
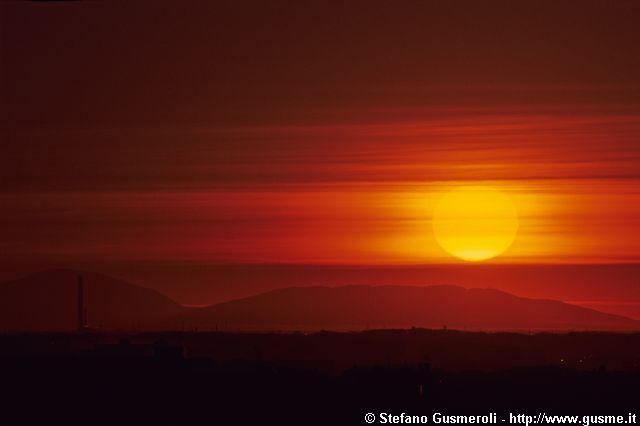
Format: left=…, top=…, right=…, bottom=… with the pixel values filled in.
left=432, top=186, right=518, bottom=262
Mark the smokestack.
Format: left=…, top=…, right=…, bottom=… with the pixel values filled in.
left=77, top=274, right=86, bottom=332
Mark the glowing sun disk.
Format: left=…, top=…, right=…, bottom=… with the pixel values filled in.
left=432, top=186, right=519, bottom=261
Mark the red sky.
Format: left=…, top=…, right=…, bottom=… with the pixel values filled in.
left=1, top=1, right=640, bottom=314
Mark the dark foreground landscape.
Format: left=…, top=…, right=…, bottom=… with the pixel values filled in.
left=1, top=271, right=639, bottom=424
left=2, top=330, right=639, bottom=425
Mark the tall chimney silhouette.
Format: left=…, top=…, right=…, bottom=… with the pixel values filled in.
left=77, top=274, right=87, bottom=332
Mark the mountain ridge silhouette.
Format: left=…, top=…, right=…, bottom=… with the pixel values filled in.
left=0, top=269, right=638, bottom=332
left=0, top=269, right=184, bottom=331
left=189, top=284, right=639, bottom=331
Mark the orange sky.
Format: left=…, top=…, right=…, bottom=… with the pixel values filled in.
left=2, top=1, right=640, bottom=309
left=3, top=112, right=640, bottom=265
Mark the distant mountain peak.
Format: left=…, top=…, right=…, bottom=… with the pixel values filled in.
left=0, top=269, right=184, bottom=332
left=190, top=284, right=639, bottom=332
left=1, top=272, right=637, bottom=333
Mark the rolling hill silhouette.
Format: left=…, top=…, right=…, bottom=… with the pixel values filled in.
left=0, top=270, right=638, bottom=332
left=188, top=285, right=640, bottom=331
left=0, top=269, right=184, bottom=331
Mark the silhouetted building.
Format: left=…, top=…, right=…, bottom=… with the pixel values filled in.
left=93, top=339, right=149, bottom=359
left=153, top=340, right=185, bottom=362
